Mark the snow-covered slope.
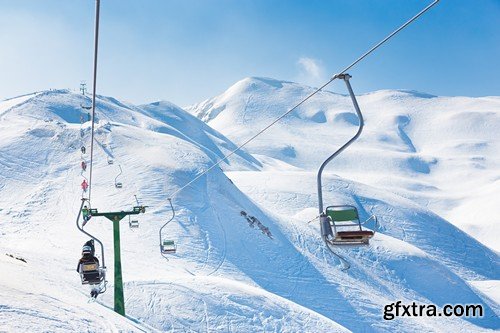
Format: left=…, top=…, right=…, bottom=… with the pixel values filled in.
left=1, top=87, right=499, bottom=332
left=186, top=77, right=500, bottom=252
left=0, top=90, right=347, bottom=332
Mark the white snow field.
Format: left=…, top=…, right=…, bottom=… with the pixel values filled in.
left=187, top=77, right=500, bottom=253
left=0, top=82, right=498, bottom=332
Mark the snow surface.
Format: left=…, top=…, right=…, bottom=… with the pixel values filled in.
left=187, top=77, right=500, bottom=253
left=0, top=81, right=499, bottom=332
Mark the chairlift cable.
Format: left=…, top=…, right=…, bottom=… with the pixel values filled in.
left=335, top=0, right=439, bottom=77
left=88, top=0, right=101, bottom=201
left=166, top=0, right=439, bottom=202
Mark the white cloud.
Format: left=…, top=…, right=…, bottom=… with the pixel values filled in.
left=296, top=57, right=325, bottom=87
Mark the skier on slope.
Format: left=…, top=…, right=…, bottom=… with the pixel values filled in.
left=81, top=179, right=89, bottom=192
left=76, top=239, right=101, bottom=299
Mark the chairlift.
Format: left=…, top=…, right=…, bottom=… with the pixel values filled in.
left=161, top=239, right=176, bottom=254
left=316, top=74, right=378, bottom=268
left=159, top=199, right=177, bottom=257
left=325, top=205, right=376, bottom=245
left=114, top=165, right=123, bottom=189
left=107, top=157, right=113, bottom=165
left=129, top=215, right=139, bottom=229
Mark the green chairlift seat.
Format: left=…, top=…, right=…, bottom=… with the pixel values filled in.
left=161, top=240, right=176, bottom=254
left=326, top=205, right=375, bottom=245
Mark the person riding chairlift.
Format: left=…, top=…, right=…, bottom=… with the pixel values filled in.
left=81, top=146, right=86, bottom=154
left=81, top=161, right=87, bottom=171
left=76, top=239, right=101, bottom=298
left=81, top=179, right=89, bottom=192
left=82, top=205, right=91, bottom=226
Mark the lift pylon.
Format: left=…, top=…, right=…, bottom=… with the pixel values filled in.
left=89, top=205, right=146, bottom=315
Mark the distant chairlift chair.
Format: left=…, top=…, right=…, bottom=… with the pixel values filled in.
left=115, top=165, right=123, bottom=188
left=159, top=199, right=177, bottom=257
left=129, top=215, right=139, bottom=229
left=161, top=240, right=176, bottom=254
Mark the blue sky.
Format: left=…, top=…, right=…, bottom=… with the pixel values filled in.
left=1, top=0, right=498, bottom=105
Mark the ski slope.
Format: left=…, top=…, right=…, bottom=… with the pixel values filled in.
left=0, top=85, right=499, bottom=332
left=187, top=77, right=500, bottom=253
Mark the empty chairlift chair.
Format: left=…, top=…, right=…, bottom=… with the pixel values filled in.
left=115, top=165, right=123, bottom=188
left=161, top=240, right=176, bottom=254
left=326, top=205, right=376, bottom=245
left=129, top=216, right=139, bottom=229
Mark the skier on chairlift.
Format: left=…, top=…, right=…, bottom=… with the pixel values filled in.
left=81, top=179, right=89, bottom=192
left=81, top=161, right=87, bottom=171
left=76, top=239, right=101, bottom=299
left=82, top=205, right=92, bottom=226
left=81, top=146, right=86, bottom=154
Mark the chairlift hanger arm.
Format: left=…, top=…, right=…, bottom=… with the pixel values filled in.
left=317, top=74, right=362, bottom=214
left=159, top=199, right=176, bottom=258
left=114, top=165, right=122, bottom=184
left=75, top=198, right=106, bottom=268
left=159, top=199, right=175, bottom=241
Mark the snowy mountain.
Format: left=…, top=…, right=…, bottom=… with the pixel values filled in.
left=186, top=77, right=500, bottom=253
left=0, top=84, right=499, bottom=332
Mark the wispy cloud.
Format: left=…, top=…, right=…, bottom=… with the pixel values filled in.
left=296, top=57, right=325, bottom=87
